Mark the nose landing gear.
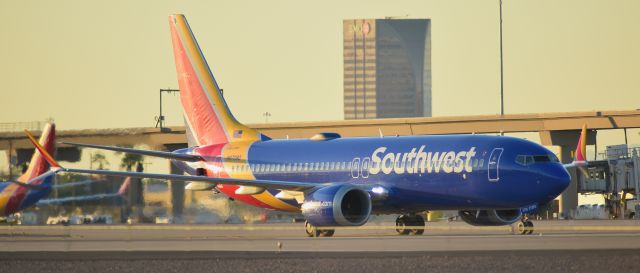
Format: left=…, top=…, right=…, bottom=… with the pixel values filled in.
left=395, top=214, right=425, bottom=235
left=516, top=216, right=534, bottom=235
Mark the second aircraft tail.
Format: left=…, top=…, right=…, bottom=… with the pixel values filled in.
left=18, top=123, right=56, bottom=186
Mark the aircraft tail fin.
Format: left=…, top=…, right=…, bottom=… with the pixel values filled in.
left=168, top=14, right=261, bottom=146
left=574, top=124, right=587, bottom=163
left=117, top=177, right=131, bottom=197
left=563, top=124, right=588, bottom=170
left=18, top=123, right=56, bottom=186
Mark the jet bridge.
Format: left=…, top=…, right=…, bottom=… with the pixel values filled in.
left=577, top=145, right=640, bottom=219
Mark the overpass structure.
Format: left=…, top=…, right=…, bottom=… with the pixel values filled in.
left=2, top=109, right=640, bottom=216
left=2, top=110, right=639, bottom=149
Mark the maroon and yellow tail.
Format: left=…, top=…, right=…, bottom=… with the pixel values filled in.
left=169, top=15, right=260, bottom=146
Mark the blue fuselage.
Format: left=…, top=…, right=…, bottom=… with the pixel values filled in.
left=0, top=178, right=53, bottom=217
left=176, top=134, right=571, bottom=214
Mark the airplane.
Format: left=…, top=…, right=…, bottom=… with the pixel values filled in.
left=0, top=123, right=57, bottom=219
left=25, top=14, right=584, bottom=237
left=0, top=123, right=129, bottom=224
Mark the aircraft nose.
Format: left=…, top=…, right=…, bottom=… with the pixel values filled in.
left=549, top=166, right=571, bottom=194
left=534, top=165, right=571, bottom=205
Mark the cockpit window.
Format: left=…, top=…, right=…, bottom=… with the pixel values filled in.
left=516, top=154, right=559, bottom=166
left=533, top=155, right=550, bottom=163
left=515, top=155, right=533, bottom=166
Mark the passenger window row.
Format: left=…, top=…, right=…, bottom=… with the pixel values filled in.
left=227, top=157, right=489, bottom=174
left=228, top=161, right=354, bottom=174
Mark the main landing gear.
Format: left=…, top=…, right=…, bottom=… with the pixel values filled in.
left=516, top=216, right=534, bottom=235
left=395, top=214, right=425, bottom=235
left=305, top=221, right=335, bottom=237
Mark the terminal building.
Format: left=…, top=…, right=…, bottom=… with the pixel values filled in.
left=343, top=18, right=432, bottom=119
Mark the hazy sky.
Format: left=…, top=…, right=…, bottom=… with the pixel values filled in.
left=1, top=0, right=639, bottom=131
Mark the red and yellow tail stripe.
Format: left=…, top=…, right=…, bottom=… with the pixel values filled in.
left=574, top=124, right=587, bottom=162
left=221, top=142, right=300, bottom=212
left=192, top=142, right=300, bottom=212
left=169, top=14, right=260, bottom=146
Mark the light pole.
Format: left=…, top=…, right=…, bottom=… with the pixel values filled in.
left=263, top=112, right=271, bottom=123
left=499, top=0, right=505, bottom=116
left=155, top=88, right=180, bottom=131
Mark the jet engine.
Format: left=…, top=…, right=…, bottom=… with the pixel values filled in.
left=458, top=209, right=522, bottom=226
left=302, top=184, right=372, bottom=226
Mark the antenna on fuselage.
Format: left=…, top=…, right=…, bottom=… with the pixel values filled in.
left=378, top=128, right=384, bottom=138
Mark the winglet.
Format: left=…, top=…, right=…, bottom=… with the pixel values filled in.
left=574, top=124, right=587, bottom=162
left=25, top=129, right=60, bottom=168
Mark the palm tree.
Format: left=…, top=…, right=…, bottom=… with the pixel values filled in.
left=90, top=152, right=110, bottom=170
left=114, top=145, right=144, bottom=171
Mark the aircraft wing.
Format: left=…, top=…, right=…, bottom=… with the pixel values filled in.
left=34, top=133, right=320, bottom=192
left=62, top=141, right=247, bottom=163
left=61, top=142, right=204, bottom=162
left=59, top=167, right=317, bottom=191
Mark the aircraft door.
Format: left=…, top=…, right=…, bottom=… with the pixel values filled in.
left=351, top=158, right=361, bottom=178
left=488, top=148, right=504, bottom=182
left=361, top=157, right=370, bottom=178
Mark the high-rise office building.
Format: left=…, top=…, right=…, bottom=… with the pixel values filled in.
left=343, top=19, right=431, bottom=119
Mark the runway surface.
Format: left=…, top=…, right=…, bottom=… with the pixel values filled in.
left=1, top=250, right=639, bottom=273
left=1, top=220, right=640, bottom=272
left=2, top=219, right=640, bottom=252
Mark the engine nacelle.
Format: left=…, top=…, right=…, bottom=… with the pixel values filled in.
left=302, top=184, right=372, bottom=227
left=458, top=209, right=522, bottom=226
